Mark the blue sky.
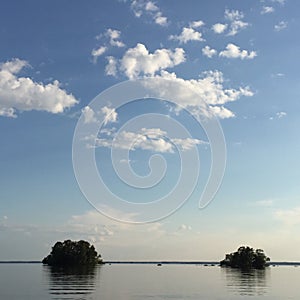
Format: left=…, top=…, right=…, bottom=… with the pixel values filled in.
left=1, top=0, right=300, bottom=261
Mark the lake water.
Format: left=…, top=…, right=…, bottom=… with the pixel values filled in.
left=0, top=263, right=299, bottom=299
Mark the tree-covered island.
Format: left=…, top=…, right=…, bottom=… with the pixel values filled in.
left=42, top=240, right=103, bottom=266
left=220, top=246, right=270, bottom=269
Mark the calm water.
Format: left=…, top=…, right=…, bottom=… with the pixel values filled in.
left=0, top=263, right=299, bottom=299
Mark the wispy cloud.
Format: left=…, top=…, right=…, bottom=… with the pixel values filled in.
left=105, top=56, right=118, bottom=76
left=274, top=207, right=300, bottom=226
left=225, top=9, right=249, bottom=36
left=94, top=127, right=206, bottom=153
left=91, top=46, right=107, bottom=63
left=81, top=105, right=118, bottom=125
left=131, top=0, right=168, bottom=26
left=271, top=0, right=286, bottom=5
left=105, top=28, right=125, bottom=47
left=261, top=6, right=275, bottom=14
left=274, top=21, right=288, bottom=31
left=252, top=199, right=274, bottom=207
left=276, top=111, right=287, bottom=118
left=189, top=20, right=205, bottom=28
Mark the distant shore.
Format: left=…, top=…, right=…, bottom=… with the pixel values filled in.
left=1, top=261, right=300, bottom=266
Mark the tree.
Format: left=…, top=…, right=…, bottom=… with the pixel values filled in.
left=220, top=246, right=270, bottom=269
left=42, top=240, right=103, bottom=266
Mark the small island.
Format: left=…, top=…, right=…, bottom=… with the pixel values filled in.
left=220, top=246, right=270, bottom=269
left=42, top=240, right=103, bottom=266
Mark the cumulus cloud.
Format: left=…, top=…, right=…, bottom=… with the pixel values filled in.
left=169, top=27, right=205, bottom=44
left=274, top=21, right=287, bottom=31
left=81, top=105, right=118, bottom=124
left=211, top=23, right=227, bottom=34
left=106, top=43, right=185, bottom=79
left=219, top=43, right=257, bottom=59
left=131, top=0, right=168, bottom=26
left=95, top=127, right=206, bottom=153
left=143, top=70, right=253, bottom=119
left=225, top=9, right=249, bottom=36
left=105, top=28, right=125, bottom=47
left=0, top=58, right=78, bottom=118
left=91, top=46, right=107, bottom=63
left=202, top=46, right=217, bottom=58
left=103, top=45, right=253, bottom=119
left=261, top=6, right=275, bottom=14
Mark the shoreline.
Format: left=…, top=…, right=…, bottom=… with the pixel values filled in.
left=1, top=261, right=300, bottom=266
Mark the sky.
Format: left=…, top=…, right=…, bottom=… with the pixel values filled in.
left=1, top=0, right=300, bottom=261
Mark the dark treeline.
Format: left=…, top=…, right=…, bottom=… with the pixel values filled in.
left=42, top=240, right=102, bottom=266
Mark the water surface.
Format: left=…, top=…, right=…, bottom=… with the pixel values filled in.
left=0, top=263, right=299, bottom=299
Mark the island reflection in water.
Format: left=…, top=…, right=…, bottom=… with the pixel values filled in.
left=223, top=267, right=270, bottom=296
left=43, top=265, right=101, bottom=299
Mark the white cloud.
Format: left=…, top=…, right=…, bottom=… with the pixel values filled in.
left=169, top=27, right=205, bottom=44
left=276, top=111, right=287, bottom=118
left=261, top=6, right=275, bottom=14
left=144, top=70, right=253, bottom=119
left=154, top=12, right=168, bottom=26
left=224, top=9, right=244, bottom=22
left=211, top=23, right=227, bottom=34
left=202, top=46, right=217, bottom=58
left=271, top=0, right=286, bottom=5
left=101, top=106, right=118, bottom=125
left=274, top=207, right=300, bottom=226
left=178, top=224, right=192, bottom=231
left=272, top=73, right=285, bottom=78
left=91, top=46, right=107, bottom=63
left=81, top=105, right=118, bottom=125
left=0, top=107, right=16, bottom=118
left=225, top=9, right=249, bottom=36
left=95, top=127, right=206, bottom=153
left=274, top=21, right=287, bottom=31
left=190, top=20, right=205, bottom=28
left=105, top=56, right=118, bottom=76
left=104, top=44, right=253, bottom=119
left=108, top=43, right=185, bottom=79
left=209, top=105, right=235, bottom=119
left=106, top=28, right=125, bottom=47
left=252, top=199, right=274, bottom=207
left=82, top=106, right=96, bottom=124
left=145, top=1, right=158, bottom=11
left=0, top=58, right=78, bottom=118
left=219, top=43, right=257, bottom=59
left=131, top=0, right=168, bottom=26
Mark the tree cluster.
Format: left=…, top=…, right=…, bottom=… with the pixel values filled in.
left=42, top=240, right=102, bottom=266
left=220, top=246, right=270, bottom=269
